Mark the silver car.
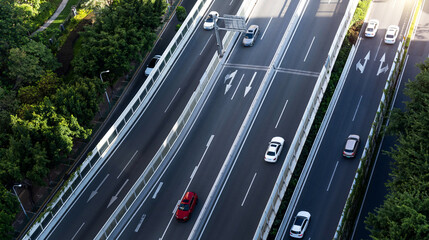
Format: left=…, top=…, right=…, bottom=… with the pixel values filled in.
left=145, top=55, right=161, bottom=76
left=242, top=25, right=259, bottom=47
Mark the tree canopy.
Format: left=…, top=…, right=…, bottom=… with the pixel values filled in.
left=365, top=59, right=429, bottom=239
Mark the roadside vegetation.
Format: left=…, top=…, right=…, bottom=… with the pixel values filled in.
left=0, top=0, right=165, bottom=238
left=365, top=59, right=429, bottom=239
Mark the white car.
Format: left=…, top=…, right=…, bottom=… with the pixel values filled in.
left=290, top=211, right=311, bottom=238
left=145, top=55, right=161, bottom=76
left=264, top=137, right=285, bottom=163
left=203, top=11, right=219, bottom=30
left=384, top=25, right=399, bottom=44
left=365, top=19, right=379, bottom=37
left=242, top=25, right=259, bottom=47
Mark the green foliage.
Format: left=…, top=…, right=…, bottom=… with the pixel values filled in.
left=0, top=184, right=19, bottom=239
left=0, top=88, right=19, bottom=148
left=176, top=6, right=187, bottom=22
left=6, top=41, right=60, bottom=88
left=72, top=0, right=165, bottom=81
left=0, top=98, right=91, bottom=185
left=18, top=71, right=60, bottom=105
left=176, top=23, right=181, bottom=31
left=53, top=76, right=104, bottom=126
left=365, top=58, right=429, bottom=239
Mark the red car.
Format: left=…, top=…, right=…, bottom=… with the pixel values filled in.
left=175, top=192, right=198, bottom=221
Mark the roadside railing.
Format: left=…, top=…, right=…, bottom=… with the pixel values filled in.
left=252, top=0, right=361, bottom=239
left=23, top=0, right=217, bottom=238
left=95, top=0, right=260, bottom=238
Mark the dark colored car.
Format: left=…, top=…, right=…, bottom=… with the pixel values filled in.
left=343, top=134, right=360, bottom=158
left=175, top=191, right=198, bottom=221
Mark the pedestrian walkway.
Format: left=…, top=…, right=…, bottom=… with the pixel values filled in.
left=32, top=0, right=70, bottom=35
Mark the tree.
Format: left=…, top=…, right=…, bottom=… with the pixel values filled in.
left=18, top=71, right=60, bottom=105
left=176, top=6, right=187, bottom=22
left=365, top=59, right=429, bottom=239
left=53, top=76, right=104, bottom=126
left=0, top=184, right=19, bottom=240
left=365, top=191, right=429, bottom=240
left=0, top=88, right=19, bottom=148
left=7, top=41, right=60, bottom=88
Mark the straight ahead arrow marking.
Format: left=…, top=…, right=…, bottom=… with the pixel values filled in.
left=87, top=174, right=109, bottom=202
left=245, top=72, right=257, bottom=97
left=108, top=179, right=129, bottom=208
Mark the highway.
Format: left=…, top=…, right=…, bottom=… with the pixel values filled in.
left=45, top=0, right=245, bottom=239
left=117, top=0, right=350, bottom=239
left=201, top=0, right=349, bottom=239
left=352, top=1, right=429, bottom=239
left=277, top=0, right=416, bottom=239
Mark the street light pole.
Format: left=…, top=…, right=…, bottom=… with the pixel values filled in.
left=13, top=184, right=28, bottom=219
left=100, top=70, right=111, bottom=108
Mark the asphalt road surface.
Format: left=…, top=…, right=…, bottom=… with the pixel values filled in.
left=352, top=1, right=429, bottom=239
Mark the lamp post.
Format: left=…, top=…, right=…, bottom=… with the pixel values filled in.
left=100, top=70, right=111, bottom=108
left=13, top=184, right=28, bottom=219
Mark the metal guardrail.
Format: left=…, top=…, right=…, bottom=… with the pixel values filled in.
left=248, top=0, right=361, bottom=239
left=96, top=0, right=262, bottom=238
left=23, top=0, right=216, bottom=238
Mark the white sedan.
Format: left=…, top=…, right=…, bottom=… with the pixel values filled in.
left=203, top=11, right=219, bottom=30
left=290, top=211, right=311, bottom=238
left=365, top=19, right=379, bottom=37
left=264, top=136, right=285, bottom=163
left=385, top=25, right=399, bottom=44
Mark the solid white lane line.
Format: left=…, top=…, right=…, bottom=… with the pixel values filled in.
left=303, top=36, right=315, bottom=62
left=231, top=74, right=245, bottom=100
left=152, top=182, right=163, bottom=199
left=172, top=199, right=181, bottom=214
left=352, top=95, right=363, bottom=122
left=71, top=222, right=85, bottom=240
left=241, top=173, right=257, bottom=206
left=134, top=214, right=146, bottom=232
left=200, top=34, right=213, bottom=55
left=190, top=166, right=198, bottom=179
left=327, top=161, right=339, bottom=191
left=118, top=151, right=138, bottom=179
left=261, top=17, right=273, bottom=40
left=229, top=0, right=233, bottom=5
left=207, top=134, right=214, bottom=147
left=164, top=88, right=181, bottom=113
left=275, top=99, right=289, bottom=128
left=374, top=39, right=382, bottom=61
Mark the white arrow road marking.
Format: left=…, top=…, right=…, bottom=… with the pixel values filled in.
left=244, top=72, right=257, bottom=97
left=355, top=51, right=370, bottom=73
left=108, top=179, right=129, bottom=208
left=224, top=70, right=237, bottom=94
left=152, top=182, right=163, bottom=199
left=377, top=53, right=389, bottom=76
left=87, top=174, right=109, bottom=202
left=231, top=74, right=244, bottom=100
left=134, top=214, right=146, bottom=232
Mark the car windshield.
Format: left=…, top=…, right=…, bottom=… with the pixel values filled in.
left=386, top=34, right=394, bottom=39
left=206, top=16, right=214, bottom=22
left=148, top=58, right=157, bottom=68
left=367, top=27, right=373, bottom=32
left=179, top=203, right=190, bottom=211
left=244, top=33, right=254, bottom=39
left=291, top=230, right=300, bottom=234
left=294, top=216, right=305, bottom=226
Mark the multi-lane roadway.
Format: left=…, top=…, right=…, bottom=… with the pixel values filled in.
left=353, top=1, right=429, bottom=239
left=277, top=0, right=416, bottom=239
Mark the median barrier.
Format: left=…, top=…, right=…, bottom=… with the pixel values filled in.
left=23, top=0, right=217, bottom=238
